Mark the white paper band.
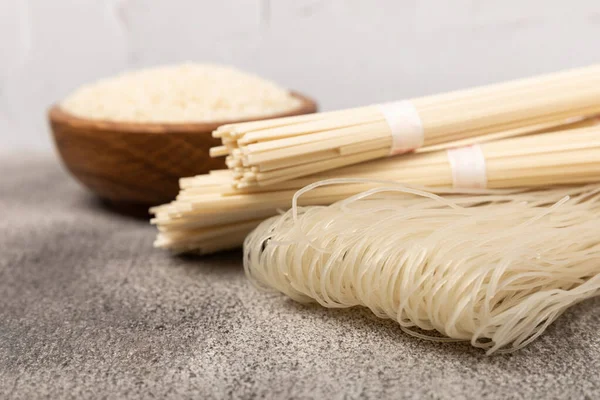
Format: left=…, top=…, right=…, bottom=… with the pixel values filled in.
left=446, top=145, right=488, bottom=189
left=378, top=101, right=424, bottom=156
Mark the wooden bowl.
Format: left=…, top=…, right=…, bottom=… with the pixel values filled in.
left=49, top=92, right=317, bottom=207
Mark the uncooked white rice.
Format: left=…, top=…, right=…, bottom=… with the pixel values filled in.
left=61, top=64, right=302, bottom=123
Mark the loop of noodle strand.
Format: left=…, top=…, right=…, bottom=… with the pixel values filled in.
left=243, top=181, right=600, bottom=354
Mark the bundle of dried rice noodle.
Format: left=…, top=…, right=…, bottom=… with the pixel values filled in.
left=244, top=181, right=600, bottom=354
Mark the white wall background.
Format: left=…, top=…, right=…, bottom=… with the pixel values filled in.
left=1, top=0, right=599, bottom=153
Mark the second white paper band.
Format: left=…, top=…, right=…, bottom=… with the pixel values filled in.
left=446, top=145, right=488, bottom=189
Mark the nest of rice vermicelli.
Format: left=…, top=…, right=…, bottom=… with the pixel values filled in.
left=244, top=181, right=600, bottom=354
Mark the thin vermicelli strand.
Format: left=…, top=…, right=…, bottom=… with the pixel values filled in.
left=243, top=181, right=600, bottom=354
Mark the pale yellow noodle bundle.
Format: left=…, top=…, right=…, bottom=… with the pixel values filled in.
left=214, top=65, right=600, bottom=189
left=152, top=123, right=600, bottom=254
left=244, top=180, right=600, bottom=354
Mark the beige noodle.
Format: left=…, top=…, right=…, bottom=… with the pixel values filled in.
left=212, top=65, right=600, bottom=189
left=243, top=180, right=600, bottom=354
left=152, top=124, right=600, bottom=254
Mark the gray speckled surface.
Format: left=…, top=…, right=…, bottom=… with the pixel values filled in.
left=1, top=154, right=600, bottom=400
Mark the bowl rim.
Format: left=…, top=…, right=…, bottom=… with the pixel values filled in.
left=48, top=91, right=318, bottom=134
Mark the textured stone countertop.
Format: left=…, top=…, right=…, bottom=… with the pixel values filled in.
left=1, top=154, right=599, bottom=399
